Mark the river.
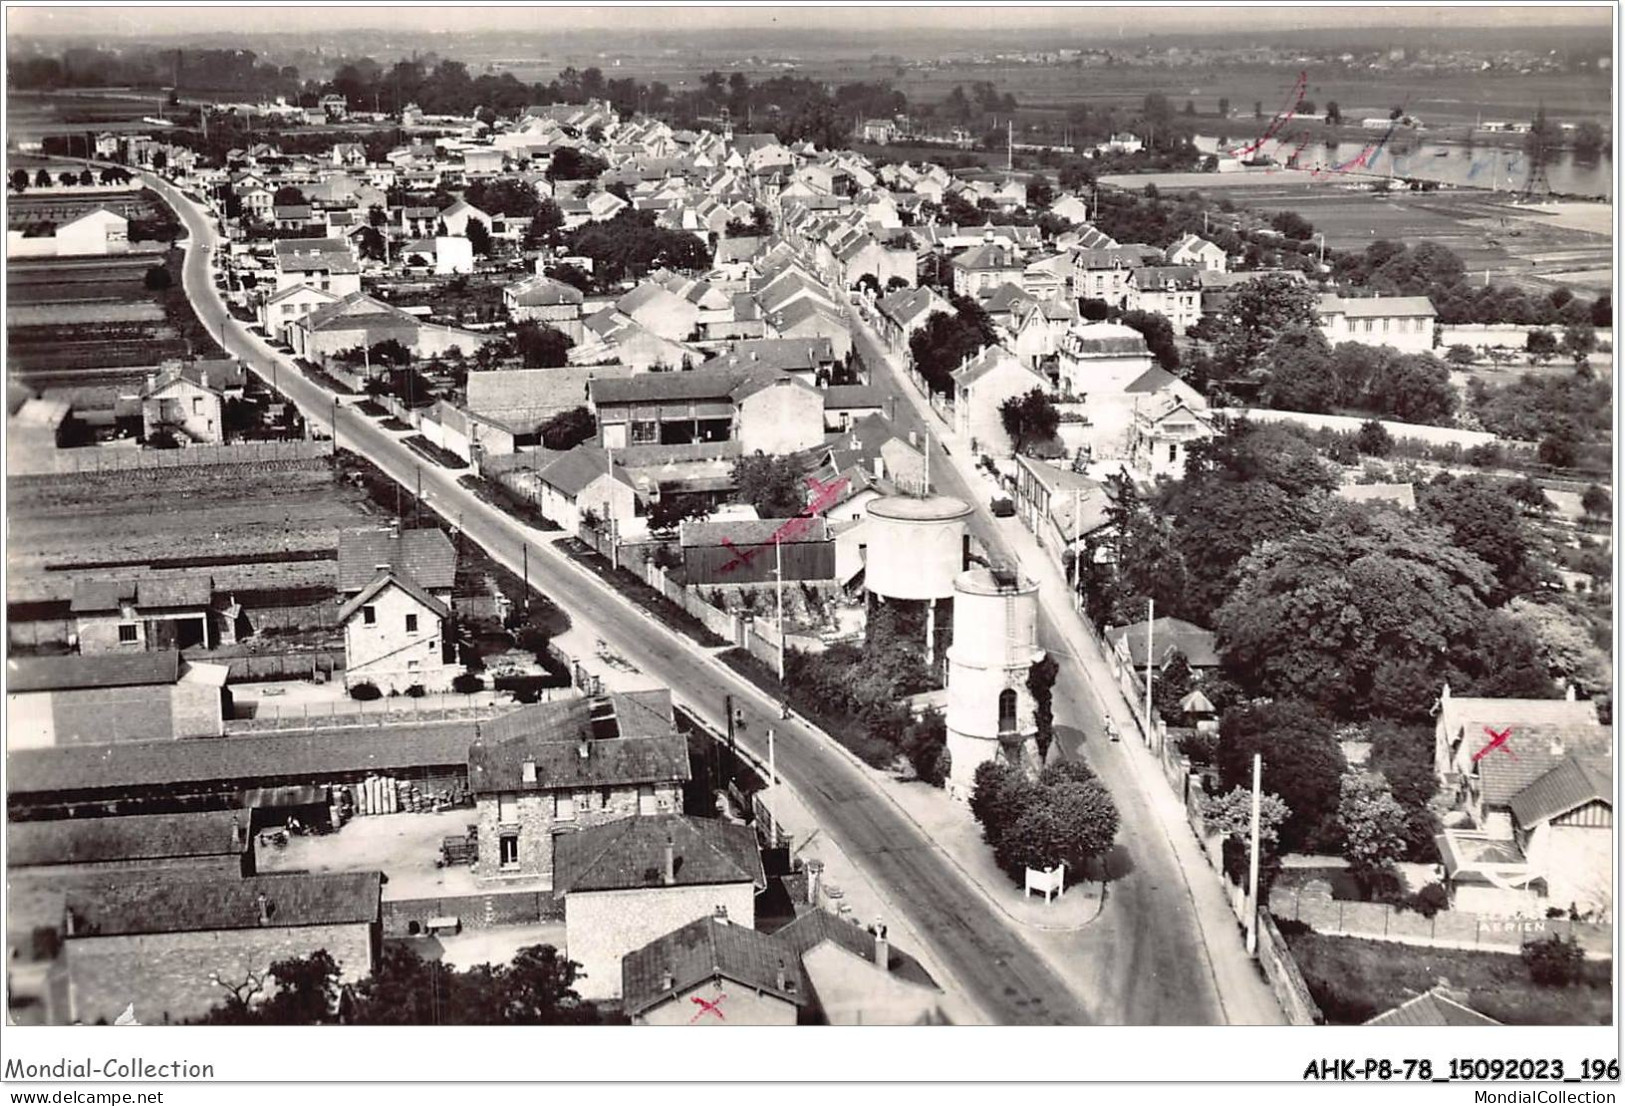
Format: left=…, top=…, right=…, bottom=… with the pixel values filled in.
left=1196, top=134, right=1613, bottom=198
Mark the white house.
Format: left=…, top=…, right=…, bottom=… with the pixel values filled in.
left=258, top=284, right=341, bottom=343
left=1056, top=322, right=1155, bottom=398
left=1127, top=394, right=1217, bottom=480
left=1318, top=294, right=1437, bottom=355
left=139, top=361, right=244, bottom=445
left=1165, top=233, right=1227, bottom=273
left=337, top=570, right=461, bottom=695
left=1127, top=265, right=1203, bottom=334
left=952, top=345, right=1052, bottom=456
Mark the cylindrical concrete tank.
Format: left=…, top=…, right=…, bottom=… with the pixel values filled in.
left=945, top=566, right=1045, bottom=793
left=864, top=495, right=972, bottom=602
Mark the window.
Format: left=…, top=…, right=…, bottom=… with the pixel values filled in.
left=630, top=420, right=659, bottom=445
left=191, top=397, right=203, bottom=414
left=117, top=623, right=139, bottom=644
left=997, top=688, right=1018, bottom=733
left=499, top=834, right=520, bottom=869
left=600, top=787, right=613, bottom=809
left=554, top=793, right=575, bottom=821
left=497, top=792, right=518, bottom=824
left=362, top=605, right=376, bottom=625
left=1168, top=443, right=1178, bottom=463
left=405, top=613, right=418, bottom=633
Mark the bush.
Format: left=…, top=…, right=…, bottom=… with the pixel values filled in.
left=1406, top=882, right=1449, bottom=918
left=1355, top=420, right=1393, bottom=458
left=144, top=265, right=173, bottom=291
left=350, top=681, right=382, bottom=701
left=1522, top=935, right=1585, bottom=986
left=404, top=684, right=427, bottom=698
left=451, top=673, right=485, bottom=694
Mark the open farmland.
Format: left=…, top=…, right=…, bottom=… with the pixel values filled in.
left=6, top=457, right=380, bottom=589
left=6, top=250, right=222, bottom=383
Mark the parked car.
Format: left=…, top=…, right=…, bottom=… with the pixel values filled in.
left=990, top=496, right=1016, bottom=518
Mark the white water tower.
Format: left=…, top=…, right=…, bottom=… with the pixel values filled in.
left=945, top=564, right=1045, bottom=794
left=864, top=494, right=972, bottom=664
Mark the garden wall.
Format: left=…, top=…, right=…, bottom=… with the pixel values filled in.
left=382, top=889, right=563, bottom=937
left=1269, top=880, right=1612, bottom=957
left=13, top=438, right=334, bottom=476
left=1238, top=408, right=1500, bottom=449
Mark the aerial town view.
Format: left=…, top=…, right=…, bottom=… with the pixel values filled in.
left=1, top=3, right=1615, bottom=1054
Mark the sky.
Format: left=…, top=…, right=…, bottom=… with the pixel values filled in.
left=8, top=3, right=1613, bottom=40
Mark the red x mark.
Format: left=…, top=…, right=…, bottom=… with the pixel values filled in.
left=689, top=993, right=727, bottom=1023
left=1472, top=726, right=1517, bottom=763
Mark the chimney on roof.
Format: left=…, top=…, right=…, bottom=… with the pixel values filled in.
left=577, top=736, right=590, bottom=760
left=521, top=759, right=537, bottom=784
left=662, top=836, right=676, bottom=886
left=874, top=921, right=890, bottom=972
left=713, top=904, right=729, bottom=924
left=1550, top=735, right=1566, bottom=758
left=255, top=892, right=272, bottom=925
left=775, top=960, right=788, bottom=992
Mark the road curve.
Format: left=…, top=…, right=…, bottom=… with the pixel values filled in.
left=148, top=176, right=1093, bottom=1026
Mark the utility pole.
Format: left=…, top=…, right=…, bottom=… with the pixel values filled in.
left=415, top=465, right=422, bottom=528
left=522, top=543, right=530, bottom=614
left=1070, top=488, right=1082, bottom=607
left=1144, top=597, right=1156, bottom=749
left=768, top=725, right=779, bottom=847
left=774, top=534, right=785, bottom=681
left=1246, top=751, right=1262, bottom=956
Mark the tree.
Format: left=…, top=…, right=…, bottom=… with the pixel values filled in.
left=1580, top=483, right=1612, bottom=519
left=1355, top=419, right=1393, bottom=457
left=1215, top=504, right=1498, bottom=717
left=503, top=944, right=599, bottom=1024
left=908, top=305, right=994, bottom=396
left=1269, top=210, right=1315, bottom=241
left=1537, top=423, right=1579, bottom=468
left=1027, top=654, right=1059, bottom=764
left=1258, top=324, right=1339, bottom=412
left=254, top=951, right=342, bottom=1025
left=1522, top=934, right=1586, bottom=987
left=538, top=406, right=596, bottom=450
left=34, top=168, right=52, bottom=188
left=999, top=387, right=1060, bottom=454
left=10, top=168, right=27, bottom=192
left=513, top=320, right=572, bottom=368
left=1505, top=597, right=1612, bottom=700
left=1216, top=700, right=1347, bottom=853
left=1324, top=101, right=1342, bottom=125
left=994, top=775, right=1118, bottom=882
left=1417, top=473, right=1538, bottom=603
left=1445, top=344, right=1477, bottom=366
left=1562, top=323, right=1596, bottom=362
left=525, top=199, right=564, bottom=247
left=273, top=184, right=306, bottom=206
left=647, top=490, right=712, bottom=538
left=731, top=453, right=805, bottom=518
left=1526, top=327, right=1558, bottom=363
left=143, top=264, right=173, bottom=291
left=1337, top=770, right=1408, bottom=887
left=969, top=760, right=1033, bottom=849
left=1117, top=309, right=1180, bottom=371
left=465, top=216, right=492, bottom=257
left=545, top=147, right=608, bottom=181
left=1201, top=784, right=1290, bottom=883
left=1212, top=273, right=1321, bottom=373
left=1151, top=649, right=1195, bottom=721
left=1025, top=173, right=1055, bottom=211
left=1572, top=120, right=1606, bottom=161
left=901, top=710, right=949, bottom=786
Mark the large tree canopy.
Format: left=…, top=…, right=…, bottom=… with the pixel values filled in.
left=1214, top=502, right=1498, bottom=717
left=1216, top=700, right=1348, bottom=853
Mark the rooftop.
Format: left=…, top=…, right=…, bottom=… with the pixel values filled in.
left=865, top=494, right=972, bottom=522
left=553, top=813, right=765, bottom=895
left=65, top=871, right=381, bottom=937
left=336, top=527, right=457, bottom=593
left=622, top=915, right=806, bottom=1017
left=467, top=696, right=690, bottom=794
left=9, top=809, right=247, bottom=868
left=7, top=650, right=181, bottom=693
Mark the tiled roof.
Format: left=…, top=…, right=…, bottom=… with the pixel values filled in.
left=1123, top=366, right=1183, bottom=394
left=69, top=578, right=134, bottom=613
left=8, top=721, right=477, bottom=796
left=65, top=871, right=381, bottom=937
left=1477, top=723, right=1613, bottom=807
left=554, top=813, right=764, bottom=895
left=1440, top=695, right=1600, bottom=746
left=467, top=696, right=689, bottom=794
left=9, top=810, right=247, bottom=868
left=1509, top=755, right=1612, bottom=827
left=336, top=570, right=452, bottom=624
left=698, top=339, right=836, bottom=376
left=622, top=915, right=806, bottom=1017
left=336, top=527, right=457, bottom=593
left=535, top=444, right=639, bottom=497
left=1365, top=987, right=1499, bottom=1027
left=822, top=384, right=883, bottom=409
left=774, top=909, right=939, bottom=991
left=137, top=574, right=214, bottom=609
left=505, top=274, right=585, bottom=307
left=7, top=651, right=180, bottom=693
left=1105, top=617, right=1220, bottom=669
left=1322, top=294, right=1437, bottom=318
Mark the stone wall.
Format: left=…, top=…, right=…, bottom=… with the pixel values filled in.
left=382, top=890, right=563, bottom=937
left=1255, top=913, right=1323, bottom=1026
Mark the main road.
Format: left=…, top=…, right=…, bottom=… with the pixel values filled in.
left=148, top=175, right=1094, bottom=1026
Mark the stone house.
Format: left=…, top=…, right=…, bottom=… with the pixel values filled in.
left=140, top=360, right=245, bottom=445
left=554, top=814, right=766, bottom=1002
left=465, top=692, right=690, bottom=893
left=70, top=576, right=221, bottom=654
left=337, top=570, right=461, bottom=695
left=950, top=345, right=1052, bottom=456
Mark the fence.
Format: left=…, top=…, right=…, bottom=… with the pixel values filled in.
left=1269, top=881, right=1613, bottom=957
left=186, top=648, right=344, bottom=683
left=1237, top=408, right=1500, bottom=450
left=641, top=561, right=746, bottom=645
left=14, top=438, right=335, bottom=477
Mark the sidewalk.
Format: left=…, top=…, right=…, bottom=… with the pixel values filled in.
left=855, top=314, right=1286, bottom=1025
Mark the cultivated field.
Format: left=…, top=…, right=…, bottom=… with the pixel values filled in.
left=6, top=458, right=381, bottom=590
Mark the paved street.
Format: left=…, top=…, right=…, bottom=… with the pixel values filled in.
left=149, top=176, right=1095, bottom=1025
left=850, top=314, right=1286, bottom=1024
